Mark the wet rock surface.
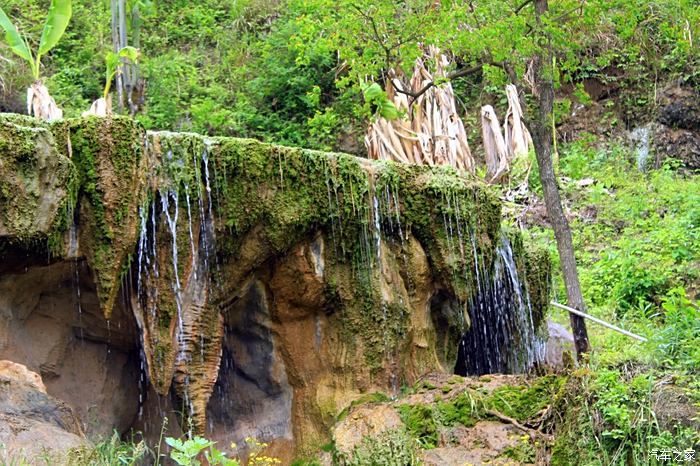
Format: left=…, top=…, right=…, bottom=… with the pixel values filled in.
left=0, top=115, right=73, bottom=240
left=0, top=260, right=141, bottom=438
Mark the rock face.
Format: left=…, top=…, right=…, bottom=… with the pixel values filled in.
left=638, top=86, right=700, bottom=170
left=0, top=115, right=74, bottom=240
left=0, top=361, right=87, bottom=463
left=658, top=86, right=700, bottom=132
left=544, top=321, right=575, bottom=369
left=0, top=260, right=142, bottom=438
left=0, top=114, right=551, bottom=460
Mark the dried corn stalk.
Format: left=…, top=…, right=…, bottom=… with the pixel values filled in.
left=504, top=84, right=532, bottom=159
left=83, top=96, right=113, bottom=117
left=481, top=105, right=509, bottom=183
left=27, top=81, right=63, bottom=121
left=365, top=46, right=474, bottom=173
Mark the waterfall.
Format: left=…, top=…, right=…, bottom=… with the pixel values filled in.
left=631, top=125, right=651, bottom=172
left=130, top=135, right=226, bottom=436
left=455, top=234, right=546, bottom=376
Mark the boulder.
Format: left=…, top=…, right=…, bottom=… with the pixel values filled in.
left=333, top=404, right=403, bottom=455
left=544, top=321, right=575, bottom=369
left=0, top=361, right=87, bottom=463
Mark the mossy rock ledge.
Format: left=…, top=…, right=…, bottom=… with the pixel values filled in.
left=0, top=114, right=551, bottom=458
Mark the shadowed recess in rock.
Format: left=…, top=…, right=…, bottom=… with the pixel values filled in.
left=455, top=235, right=547, bottom=376
left=206, top=281, right=293, bottom=454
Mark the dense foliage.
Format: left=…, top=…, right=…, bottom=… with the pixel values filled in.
left=2, top=0, right=698, bottom=149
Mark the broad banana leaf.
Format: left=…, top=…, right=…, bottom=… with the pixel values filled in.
left=38, top=0, right=72, bottom=56
left=104, top=46, right=139, bottom=98
left=0, top=7, right=32, bottom=62
left=118, top=45, right=139, bottom=63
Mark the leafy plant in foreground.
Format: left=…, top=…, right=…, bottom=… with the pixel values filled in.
left=83, top=46, right=140, bottom=116
left=166, top=436, right=239, bottom=466
left=0, top=0, right=71, bottom=119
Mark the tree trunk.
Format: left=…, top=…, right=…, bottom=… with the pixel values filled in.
left=118, top=0, right=129, bottom=114
left=531, top=0, right=590, bottom=357
left=128, top=3, right=141, bottom=116
left=110, top=0, right=124, bottom=113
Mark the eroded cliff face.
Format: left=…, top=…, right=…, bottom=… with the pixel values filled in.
left=0, top=114, right=550, bottom=460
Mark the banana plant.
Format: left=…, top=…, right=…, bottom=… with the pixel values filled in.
left=0, top=0, right=72, bottom=120
left=83, top=46, right=139, bottom=117
left=104, top=46, right=139, bottom=99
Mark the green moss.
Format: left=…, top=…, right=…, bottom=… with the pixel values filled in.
left=413, top=379, right=438, bottom=392
left=68, top=116, right=146, bottom=316
left=0, top=115, right=74, bottom=244
left=1, top=114, right=551, bottom=402
left=436, top=392, right=480, bottom=428
left=486, top=375, right=567, bottom=422
left=523, top=241, right=553, bottom=331
left=447, top=375, right=464, bottom=385
left=500, top=439, right=537, bottom=463
left=397, top=404, right=438, bottom=449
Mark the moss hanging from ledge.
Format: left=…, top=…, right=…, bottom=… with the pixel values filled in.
left=522, top=242, right=553, bottom=333
left=392, top=163, right=502, bottom=302
left=68, top=116, right=147, bottom=317
left=204, top=136, right=505, bottom=374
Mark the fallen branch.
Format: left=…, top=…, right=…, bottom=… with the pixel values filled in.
left=485, top=409, right=553, bottom=442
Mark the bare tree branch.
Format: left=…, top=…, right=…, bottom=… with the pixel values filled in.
left=514, top=0, right=534, bottom=14
left=391, top=61, right=501, bottom=106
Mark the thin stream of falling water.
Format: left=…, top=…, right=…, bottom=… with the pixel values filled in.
left=202, top=143, right=220, bottom=288
left=372, top=177, right=400, bottom=395
left=324, top=164, right=340, bottom=258
left=372, top=194, right=382, bottom=264
left=184, top=184, right=197, bottom=281
left=161, top=190, right=183, bottom=338
left=137, top=206, right=148, bottom=297
left=195, top=149, right=210, bottom=280
left=452, top=195, right=466, bottom=264
left=333, top=172, right=345, bottom=251
left=67, top=209, right=85, bottom=342
left=457, top=234, right=546, bottom=375
left=106, top=319, right=111, bottom=356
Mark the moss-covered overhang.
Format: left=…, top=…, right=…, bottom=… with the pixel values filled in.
left=0, top=113, right=509, bottom=317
